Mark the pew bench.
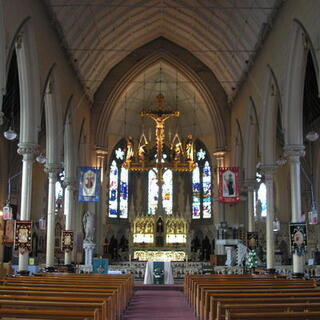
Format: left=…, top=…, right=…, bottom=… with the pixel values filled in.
left=225, top=310, right=320, bottom=319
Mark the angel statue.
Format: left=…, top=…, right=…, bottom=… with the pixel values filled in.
left=83, top=210, right=95, bottom=242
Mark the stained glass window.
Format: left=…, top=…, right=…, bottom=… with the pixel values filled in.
left=148, top=169, right=159, bottom=215
left=163, top=169, right=173, bottom=215
left=254, top=173, right=267, bottom=217
left=192, top=142, right=212, bottom=219
left=202, top=161, right=212, bottom=218
left=109, top=160, right=118, bottom=217
left=108, top=142, right=128, bottom=218
left=192, top=165, right=201, bottom=219
left=148, top=168, right=172, bottom=215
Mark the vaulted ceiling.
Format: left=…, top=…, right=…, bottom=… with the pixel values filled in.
left=44, top=0, right=283, bottom=100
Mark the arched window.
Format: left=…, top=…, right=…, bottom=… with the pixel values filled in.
left=192, top=142, right=212, bottom=219
left=55, top=170, right=65, bottom=213
left=254, top=172, right=267, bottom=217
left=108, top=141, right=128, bottom=218
left=148, top=168, right=173, bottom=215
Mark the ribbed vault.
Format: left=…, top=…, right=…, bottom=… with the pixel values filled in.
left=44, top=0, right=283, bottom=99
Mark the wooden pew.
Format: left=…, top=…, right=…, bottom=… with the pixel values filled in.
left=217, top=302, right=320, bottom=320
left=0, top=273, right=134, bottom=320
left=215, top=298, right=320, bottom=320
left=208, top=291, right=320, bottom=320
left=0, top=307, right=99, bottom=319
left=225, top=310, right=320, bottom=319
left=0, top=295, right=109, bottom=320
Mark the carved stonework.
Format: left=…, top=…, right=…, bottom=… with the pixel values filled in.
left=44, top=163, right=62, bottom=177
left=17, top=143, right=39, bottom=160
left=284, top=145, right=305, bottom=158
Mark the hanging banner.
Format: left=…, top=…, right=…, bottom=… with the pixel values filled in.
left=62, top=230, right=74, bottom=252
left=290, top=222, right=307, bottom=256
left=14, top=220, right=32, bottom=254
left=218, top=167, right=240, bottom=203
left=79, top=167, right=101, bottom=202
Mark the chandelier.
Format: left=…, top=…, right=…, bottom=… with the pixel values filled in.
left=122, top=94, right=196, bottom=180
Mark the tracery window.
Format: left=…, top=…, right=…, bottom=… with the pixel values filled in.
left=148, top=168, right=173, bottom=215
left=108, top=141, right=128, bottom=218
left=254, top=172, right=267, bottom=217
left=192, top=142, right=212, bottom=219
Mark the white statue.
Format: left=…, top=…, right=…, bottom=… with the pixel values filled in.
left=83, top=211, right=95, bottom=242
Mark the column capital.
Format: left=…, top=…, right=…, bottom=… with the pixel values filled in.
left=17, top=143, right=39, bottom=160
left=96, top=146, right=108, bottom=157
left=44, top=163, right=62, bottom=177
left=213, top=150, right=226, bottom=159
left=63, top=178, right=77, bottom=189
left=260, top=164, right=277, bottom=182
left=284, top=144, right=305, bottom=158
left=243, top=179, right=257, bottom=191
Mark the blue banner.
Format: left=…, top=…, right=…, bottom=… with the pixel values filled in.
left=79, top=167, right=101, bottom=202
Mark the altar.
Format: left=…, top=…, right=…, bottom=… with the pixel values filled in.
left=134, top=250, right=185, bottom=262
left=144, top=261, right=174, bottom=284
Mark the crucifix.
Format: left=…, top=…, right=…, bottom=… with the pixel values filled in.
left=141, top=94, right=180, bottom=213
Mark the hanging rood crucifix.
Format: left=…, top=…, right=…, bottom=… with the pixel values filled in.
left=141, top=93, right=180, bottom=184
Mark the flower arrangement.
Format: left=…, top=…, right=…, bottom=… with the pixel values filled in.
left=246, top=249, right=258, bottom=269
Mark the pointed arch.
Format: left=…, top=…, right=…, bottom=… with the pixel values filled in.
left=261, top=65, right=283, bottom=165
left=94, top=38, right=228, bottom=151
left=43, top=66, right=63, bottom=165
left=0, top=0, right=5, bottom=115
left=244, top=97, right=259, bottom=180
left=232, top=119, right=244, bottom=168
left=12, top=18, right=41, bottom=144
left=283, top=20, right=316, bottom=146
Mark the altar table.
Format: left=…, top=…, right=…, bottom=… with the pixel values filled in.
left=143, top=261, right=174, bottom=284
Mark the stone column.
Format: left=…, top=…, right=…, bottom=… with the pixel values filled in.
left=63, top=179, right=76, bottom=265
left=17, top=143, right=38, bottom=272
left=261, top=165, right=277, bottom=272
left=213, top=151, right=226, bottom=255
left=244, top=179, right=256, bottom=233
left=45, top=164, right=61, bottom=268
left=285, top=145, right=305, bottom=277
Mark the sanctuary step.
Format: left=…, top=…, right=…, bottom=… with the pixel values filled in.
left=123, top=289, right=197, bottom=320
left=134, top=284, right=183, bottom=291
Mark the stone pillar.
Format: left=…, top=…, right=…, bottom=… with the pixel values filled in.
left=244, top=179, right=256, bottom=233
left=63, top=179, right=76, bottom=265
left=45, top=164, right=61, bottom=268
left=213, top=151, right=226, bottom=255
left=285, top=145, right=305, bottom=277
left=17, top=143, right=38, bottom=272
left=261, top=165, right=277, bottom=272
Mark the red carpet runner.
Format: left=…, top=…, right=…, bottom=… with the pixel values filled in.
left=123, top=286, right=197, bottom=320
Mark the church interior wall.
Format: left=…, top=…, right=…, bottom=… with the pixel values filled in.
left=229, top=1, right=320, bottom=235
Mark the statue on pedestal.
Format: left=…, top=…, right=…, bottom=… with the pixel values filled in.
left=83, top=210, right=95, bottom=243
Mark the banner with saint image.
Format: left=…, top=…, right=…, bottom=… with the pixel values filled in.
left=14, top=220, right=32, bottom=254
left=79, top=167, right=101, bottom=202
left=290, top=222, right=307, bottom=256
left=218, top=167, right=240, bottom=203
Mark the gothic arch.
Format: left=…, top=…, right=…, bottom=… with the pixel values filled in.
left=244, top=97, right=259, bottom=180
left=0, top=0, right=5, bottom=115
left=260, top=65, right=283, bottom=165
left=232, top=119, right=244, bottom=168
left=10, top=18, right=41, bottom=145
left=42, top=66, right=63, bottom=166
left=94, top=38, right=228, bottom=151
left=283, top=20, right=319, bottom=146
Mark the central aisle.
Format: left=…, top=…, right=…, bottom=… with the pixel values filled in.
left=123, top=286, right=197, bottom=320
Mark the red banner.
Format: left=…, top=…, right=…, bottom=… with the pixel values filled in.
left=218, top=167, right=240, bottom=203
